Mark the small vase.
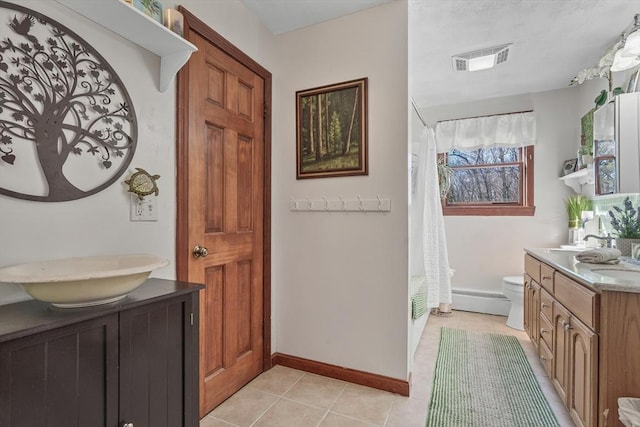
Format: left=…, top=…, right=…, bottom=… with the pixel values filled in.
left=569, top=219, right=580, bottom=229
left=568, top=228, right=585, bottom=245
left=614, top=238, right=640, bottom=257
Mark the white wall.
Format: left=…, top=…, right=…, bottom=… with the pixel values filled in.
left=419, top=88, right=580, bottom=297
left=272, top=1, right=410, bottom=380
left=0, top=1, right=172, bottom=303
left=575, top=69, right=635, bottom=115
left=0, top=1, right=278, bottom=303
left=1, top=0, right=412, bottom=382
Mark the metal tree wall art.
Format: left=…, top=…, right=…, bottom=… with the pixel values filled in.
left=0, top=1, right=137, bottom=201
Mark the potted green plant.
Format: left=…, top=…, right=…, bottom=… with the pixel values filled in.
left=608, top=196, right=640, bottom=256
left=566, top=195, right=592, bottom=228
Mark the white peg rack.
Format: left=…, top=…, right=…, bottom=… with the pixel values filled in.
left=289, top=196, right=391, bottom=212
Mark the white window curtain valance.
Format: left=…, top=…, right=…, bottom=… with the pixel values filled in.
left=434, top=111, right=536, bottom=153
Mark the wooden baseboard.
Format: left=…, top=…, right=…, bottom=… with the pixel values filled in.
left=271, top=353, right=409, bottom=396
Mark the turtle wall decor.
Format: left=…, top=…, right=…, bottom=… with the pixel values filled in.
left=0, top=1, right=138, bottom=202
left=124, top=168, right=160, bottom=200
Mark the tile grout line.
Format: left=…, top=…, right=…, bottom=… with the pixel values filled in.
left=323, top=410, right=381, bottom=426
left=315, top=380, right=349, bottom=426
left=248, top=371, right=306, bottom=426
left=248, top=395, right=282, bottom=427
left=206, top=311, right=572, bottom=427
left=206, top=415, right=241, bottom=427
left=381, top=396, right=399, bottom=427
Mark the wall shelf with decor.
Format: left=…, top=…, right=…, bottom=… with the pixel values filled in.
left=559, top=167, right=594, bottom=193
left=56, top=0, right=197, bottom=92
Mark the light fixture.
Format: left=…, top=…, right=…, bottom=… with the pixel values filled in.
left=621, top=14, right=640, bottom=57
left=611, top=14, right=640, bottom=72
left=611, top=49, right=640, bottom=72
left=452, top=44, right=512, bottom=72
left=468, top=55, right=495, bottom=71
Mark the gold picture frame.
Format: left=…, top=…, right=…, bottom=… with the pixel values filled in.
left=296, top=78, right=368, bottom=179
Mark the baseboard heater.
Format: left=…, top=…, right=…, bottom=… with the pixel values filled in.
left=451, top=288, right=510, bottom=316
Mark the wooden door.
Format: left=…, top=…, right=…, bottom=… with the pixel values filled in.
left=177, top=10, right=272, bottom=417
left=568, top=316, right=598, bottom=427
left=552, top=301, right=571, bottom=405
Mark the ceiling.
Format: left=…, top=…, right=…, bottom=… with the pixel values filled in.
left=240, top=0, right=395, bottom=34
left=240, top=0, right=639, bottom=109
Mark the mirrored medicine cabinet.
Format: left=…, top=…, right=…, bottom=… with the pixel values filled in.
left=592, top=92, right=640, bottom=195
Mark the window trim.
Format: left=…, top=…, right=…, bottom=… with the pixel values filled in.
left=440, top=145, right=535, bottom=216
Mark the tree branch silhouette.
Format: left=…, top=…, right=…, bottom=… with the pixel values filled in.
left=0, top=8, right=136, bottom=200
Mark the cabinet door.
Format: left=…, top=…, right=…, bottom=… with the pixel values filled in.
left=523, top=274, right=532, bottom=338
left=119, top=294, right=198, bottom=427
left=539, top=339, right=553, bottom=378
left=0, top=315, right=118, bottom=427
left=531, top=280, right=541, bottom=345
left=568, top=317, right=598, bottom=427
left=552, top=301, right=571, bottom=405
left=524, top=276, right=540, bottom=349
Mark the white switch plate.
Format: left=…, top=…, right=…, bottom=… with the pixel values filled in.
left=130, top=194, right=158, bottom=221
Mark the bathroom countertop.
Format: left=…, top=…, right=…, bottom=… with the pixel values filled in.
left=525, top=248, right=640, bottom=293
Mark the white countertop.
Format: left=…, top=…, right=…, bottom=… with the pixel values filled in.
left=525, top=248, right=640, bottom=293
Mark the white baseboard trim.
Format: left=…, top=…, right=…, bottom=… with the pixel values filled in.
left=451, top=288, right=511, bottom=316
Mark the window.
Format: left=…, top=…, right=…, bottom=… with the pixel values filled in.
left=440, top=145, right=535, bottom=216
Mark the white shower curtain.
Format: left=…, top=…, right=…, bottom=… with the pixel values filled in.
left=411, top=126, right=452, bottom=313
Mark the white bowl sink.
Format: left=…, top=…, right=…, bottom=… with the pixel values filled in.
left=591, top=269, right=640, bottom=281
left=0, top=254, right=169, bottom=308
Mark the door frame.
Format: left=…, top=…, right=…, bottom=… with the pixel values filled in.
left=175, top=7, right=272, bottom=371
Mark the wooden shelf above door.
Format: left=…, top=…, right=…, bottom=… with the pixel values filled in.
left=56, top=0, right=197, bottom=92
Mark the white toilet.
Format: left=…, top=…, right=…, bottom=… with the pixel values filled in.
left=502, top=275, right=525, bottom=331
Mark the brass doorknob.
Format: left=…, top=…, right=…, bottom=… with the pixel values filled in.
left=193, top=245, right=209, bottom=258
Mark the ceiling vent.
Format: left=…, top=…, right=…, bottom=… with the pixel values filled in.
left=452, top=44, right=512, bottom=72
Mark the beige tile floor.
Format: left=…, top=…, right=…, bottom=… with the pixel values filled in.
left=200, top=310, right=574, bottom=427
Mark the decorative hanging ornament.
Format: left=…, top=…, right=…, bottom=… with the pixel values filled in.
left=124, top=168, right=160, bottom=200
left=0, top=1, right=138, bottom=201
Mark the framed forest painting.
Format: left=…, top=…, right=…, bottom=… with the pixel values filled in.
left=296, top=78, right=368, bottom=179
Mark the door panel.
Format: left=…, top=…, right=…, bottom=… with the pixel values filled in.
left=205, top=125, right=225, bottom=233
left=569, top=317, right=598, bottom=427
left=552, top=301, right=571, bottom=405
left=530, top=280, right=540, bottom=347
left=203, top=266, right=225, bottom=377
left=0, top=316, right=118, bottom=427
left=183, top=31, right=265, bottom=416
left=119, top=297, right=193, bottom=427
left=523, top=274, right=531, bottom=337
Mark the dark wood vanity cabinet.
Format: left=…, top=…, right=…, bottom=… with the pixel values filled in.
left=0, top=314, right=119, bottom=427
left=119, top=296, right=199, bottom=427
left=0, top=279, right=202, bottom=427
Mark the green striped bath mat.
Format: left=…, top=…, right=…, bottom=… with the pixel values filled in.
left=426, top=328, right=559, bottom=427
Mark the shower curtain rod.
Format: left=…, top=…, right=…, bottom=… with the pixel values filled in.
left=411, top=98, right=427, bottom=127
left=436, top=109, right=533, bottom=124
